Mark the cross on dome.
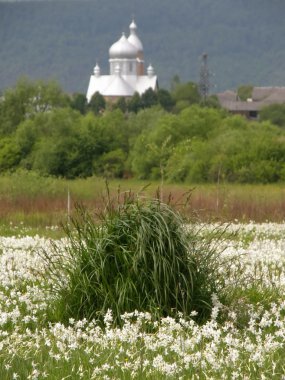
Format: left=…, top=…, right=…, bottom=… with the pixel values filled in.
left=128, top=18, right=143, bottom=52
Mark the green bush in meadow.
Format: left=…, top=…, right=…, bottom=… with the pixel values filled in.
left=46, top=194, right=224, bottom=325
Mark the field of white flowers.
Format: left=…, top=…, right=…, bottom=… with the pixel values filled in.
left=1, top=223, right=285, bottom=379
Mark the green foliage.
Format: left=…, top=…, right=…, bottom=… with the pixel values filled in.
left=0, top=136, right=21, bottom=171
left=2, top=77, right=285, bottom=183
left=88, top=92, right=106, bottom=115
left=166, top=139, right=209, bottom=183
left=46, top=196, right=224, bottom=325
left=130, top=105, right=224, bottom=180
left=172, top=82, right=201, bottom=111
left=260, top=104, right=285, bottom=127
left=201, top=95, right=221, bottom=109
left=0, top=77, right=69, bottom=135
left=0, top=93, right=132, bottom=178
left=222, top=284, right=284, bottom=329
left=127, top=92, right=142, bottom=113
left=129, top=106, right=285, bottom=184
left=28, top=108, right=87, bottom=178
left=93, top=148, right=127, bottom=178
left=127, top=89, right=173, bottom=113
left=237, top=84, right=254, bottom=101
left=157, top=88, right=175, bottom=111
left=69, top=93, right=88, bottom=115
left=113, top=97, right=127, bottom=113
left=140, top=88, right=158, bottom=109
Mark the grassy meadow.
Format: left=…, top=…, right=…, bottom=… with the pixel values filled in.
left=1, top=170, right=285, bottom=235
left=1, top=172, right=285, bottom=378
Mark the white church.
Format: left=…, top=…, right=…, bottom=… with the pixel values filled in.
left=86, top=20, right=158, bottom=102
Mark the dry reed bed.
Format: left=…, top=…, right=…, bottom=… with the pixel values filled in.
left=2, top=188, right=285, bottom=225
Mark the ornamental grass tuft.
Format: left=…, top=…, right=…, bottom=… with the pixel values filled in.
left=46, top=193, right=224, bottom=325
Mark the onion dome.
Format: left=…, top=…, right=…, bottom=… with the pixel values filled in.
left=109, top=33, right=138, bottom=59
left=147, top=64, right=155, bottom=77
left=128, top=19, right=143, bottom=52
left=93, top=63, right=100, bottom=77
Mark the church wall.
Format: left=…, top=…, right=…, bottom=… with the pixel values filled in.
left=137, top=61, right=144, bottom=76
left=109, top=59, right=137, bottom=75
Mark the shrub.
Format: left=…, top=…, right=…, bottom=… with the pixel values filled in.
left=46, top=194, right=225, bottom=325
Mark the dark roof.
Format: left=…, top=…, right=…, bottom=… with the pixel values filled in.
left=217, top=87, right=285, bottom=112
left=252, top=87, right=285, bottom=102
left=217, top=90, right=238, bottom=102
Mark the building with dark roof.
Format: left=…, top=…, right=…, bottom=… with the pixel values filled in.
left=217, top=87, right=285, bottom=119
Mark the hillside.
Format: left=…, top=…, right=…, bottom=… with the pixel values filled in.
left=1, top=0, right=285, bottom=93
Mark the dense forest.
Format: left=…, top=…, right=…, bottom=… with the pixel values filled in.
left=1, top=0, right=285, bottom=93
left=1, top=77, right=285, bottom=184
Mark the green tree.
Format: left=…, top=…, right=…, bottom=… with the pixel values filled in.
left=114, top=97, right=127, bottom=113
left=81, top=109, right=129, bottom=178
left=179, top=105, right=223, bottom=140
left=88, top=92, right=106, bottom=115
left=93, top=148, right=127, bottom=178
left=129, top=106, right=224, bottom=180
left=70, top=93, right=87, bottom=114
left=127, top=92, right=142, bottom=113
left=172, top=82, right=201, bottom=112
left=259, top=104, right=285, bottom=127
left=237, top=84, right=253, bottom=101
left=14, top=119, right=39, bottom=169
left=157, top=88, right=175, bottom=111
left=201, top=95, right=221, bottom=109
left=141, top=88, right=158, bottom=109
left=0, top=77, right=69, bottom=135
left=0, top=137, right=21, bottom=171
left=29, top=108, right=91, bottom=178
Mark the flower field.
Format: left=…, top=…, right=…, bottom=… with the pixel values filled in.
left=1, top=223, right=285, bottom=379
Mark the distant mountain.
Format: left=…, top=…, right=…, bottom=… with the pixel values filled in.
left=1, top=0, right=285, bottom=93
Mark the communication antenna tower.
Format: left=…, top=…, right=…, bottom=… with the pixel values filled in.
left=199, top=53, right=211, bottom=101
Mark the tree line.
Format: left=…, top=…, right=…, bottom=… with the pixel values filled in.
left=1, top=77, right=285, bottom=184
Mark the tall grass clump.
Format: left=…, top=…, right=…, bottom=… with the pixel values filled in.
left=46, top=193, right=224, bottom=325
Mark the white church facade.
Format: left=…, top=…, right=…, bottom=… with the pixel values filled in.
left=86, top=20, right=158, bottom=102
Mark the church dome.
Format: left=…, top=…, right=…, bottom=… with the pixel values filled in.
left=128, top=20, right=143, bottom=52
left=109, top=33, right=138, bottom=59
